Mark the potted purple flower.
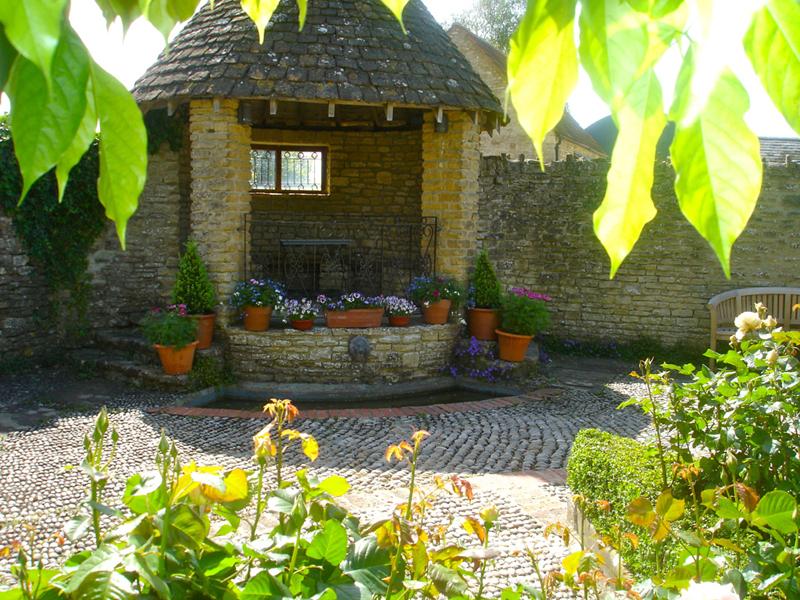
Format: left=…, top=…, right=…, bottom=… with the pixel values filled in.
left=230, top=278, right=286, bottom=332
left=281, top=298, right=320, bottom=331
left=407, top=275, right=463, bottom=325
left=384, top=296, right=416, bottom=327
left=317, top=292, right=385, bottom=328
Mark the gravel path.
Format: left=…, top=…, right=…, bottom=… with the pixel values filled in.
left=0, top=366, right=650, bottom=596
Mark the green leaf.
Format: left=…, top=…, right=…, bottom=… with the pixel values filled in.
left=103, top=0, right=142, bottom=31
left=655, top=489, right=685, bottom=522
left=625, top=0, right=684, bottom=18
left=296, top=0, right=307, bottom=30
left=63, top=544, right=124, bottom=594
left=76, top=570, right=136, bottom=600
left=140, top=0, right=179, bottom=40
left=579, top=0, right=682, bottom=105
left=122, top=471, right=166, bottom=515
left=507, top=0, right=578, bottom=165
left=427, top=563, right=469, bottom=596
left=167, top=0, right=200, bottom=21
left=670, top=63, right=762, bottom=277
left=167, top=504, right=209, bottom=549
left=593, top=70, right=665, bottom=276
left=240, top=0, right=280, bottom=44
left=318, top=475, right=350, bottom=497
left=56, top=78, right=97, bottom=202
left=379, top=0, right=409, bottom=32
left=744, top=0, right=800, bottom=135
left=753, top=490, right=798, bottom=535
left=343, top=537, right=391, bottom=595
left=6, top=26, right=90, bottom=201
left=90, top=60, right=147, bottom=248
left=0, top=0, right=68, bottom=85
left=241, top=571, right=291, bottom=598
left=307, top=520, right=348, bottom=565
left=64, top=513, right=92, bottom=542
left=0, top=25, right=17, bottom=94
left=124, top=552, right=169, bottom=599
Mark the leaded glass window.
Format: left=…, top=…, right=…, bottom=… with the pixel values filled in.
left=250, top=146, right=327, bottom=193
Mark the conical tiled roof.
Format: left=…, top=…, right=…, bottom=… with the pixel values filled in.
left=133, top=0, right=502, bottom=115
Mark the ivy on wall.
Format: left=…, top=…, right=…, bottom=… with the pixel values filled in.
left=0, top=117, right=106, bottom=329
left=144, top=105, right=186, bottom=155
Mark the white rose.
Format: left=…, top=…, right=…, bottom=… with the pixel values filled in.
left=679, top=581, right=739, bottom=600
left=734, top=311, right=762, bottom=333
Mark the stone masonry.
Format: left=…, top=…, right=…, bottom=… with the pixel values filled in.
left=189, top=99, right=252, bottom=319
left=421, top=111, right=481, bottom=282
left=478, top=157, right=800, bottom=349
left=227, top=323, right=460, bottom=383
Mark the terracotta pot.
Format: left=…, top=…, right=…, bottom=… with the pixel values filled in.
left=326, top=308, right=384, bottom=328
left=192, top=313, right=216, bottom=349
left=496, top=329, right=533, bottom=362
left=389, top=315, right=411, bottom=327
left=467, top=308, right=499, bottom=340
left=422, top=299, right=452, bottom=325
left=243, top=305, right=273, bottom=331
left=154, top=341, right=198, bottom=375
left=291, top=319, right=314, bottom=331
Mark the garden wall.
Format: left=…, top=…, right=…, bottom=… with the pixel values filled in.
left=478, top=157, right=800, bottom=350
left=0, top=215, right=54, bottom=357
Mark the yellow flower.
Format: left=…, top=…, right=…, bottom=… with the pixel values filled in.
left=253, top=424, right=277, bottom=458
left=734, top=311, right=762, bottom=333
left=766, top=349, right=779, bottom=365
left=480, top=505, right=500, bottom=524
left=763, top=316, right=778, bottom=330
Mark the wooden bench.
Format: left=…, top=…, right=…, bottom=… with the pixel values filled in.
left=708, top=287, right=800, bottom=351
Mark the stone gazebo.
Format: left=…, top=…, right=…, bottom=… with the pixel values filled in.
left=132, top=0, right=502, bottom=383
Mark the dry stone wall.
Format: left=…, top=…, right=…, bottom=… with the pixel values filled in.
left=478, top=157, right=800, bottom=350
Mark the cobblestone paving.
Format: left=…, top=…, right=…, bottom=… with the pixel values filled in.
left=0, top=366, right=650, bottom=596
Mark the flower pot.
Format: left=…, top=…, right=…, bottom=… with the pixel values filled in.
left=467, top=308, right=499, bottom=340
left=192, top=313, right=216, bottom=349
left=422, top=299, right=452, bottom=325
left=154, top=341, right=198, bottom=375
left=326, top=308, right=384, bottom=328
left=389, top=315, right=411, bottom=327
left=243, top=305, right=273, bottom=331
left=496, top=329, right=533, bottom=362
left=291, top=319, right=314, bottom=331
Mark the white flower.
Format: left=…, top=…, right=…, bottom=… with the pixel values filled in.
left=734, top=311, right=762, bottom=333
left=679, top=581, right=739, bottom=600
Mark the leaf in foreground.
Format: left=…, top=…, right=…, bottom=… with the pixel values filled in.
left=670, top=63, right=762, bottom=278
left=507, top=0, right=579, bottom=165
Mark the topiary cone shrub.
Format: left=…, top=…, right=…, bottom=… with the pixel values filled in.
left=467, top=250, right=502, bottom=340
left=172, top=240, right=217, bottom=349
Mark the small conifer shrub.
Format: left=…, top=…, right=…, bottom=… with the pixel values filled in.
left=172, top=240, right=217, bottom=315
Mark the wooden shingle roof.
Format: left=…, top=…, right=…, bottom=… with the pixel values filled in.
left=133, top=0, right=502, bottom=115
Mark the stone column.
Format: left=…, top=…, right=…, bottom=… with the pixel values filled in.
left=189, top=99, right=251, bottom=322
left=420, top=110, right=481, bottom=282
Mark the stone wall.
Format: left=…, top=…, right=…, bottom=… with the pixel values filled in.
left=226, top=323, right=460, bottom=383
left=0, top=215, right=54, bottom=357
left=478, top=157, right=800, bottom=349
left=87, top=142, right=183, bottom=327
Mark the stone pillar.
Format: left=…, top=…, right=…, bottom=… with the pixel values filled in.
left=421, top=110, right=481, bottom=282
left=189, top=99, right=251, bottom=321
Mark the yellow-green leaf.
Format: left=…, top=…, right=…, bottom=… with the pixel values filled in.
left=627, top=496, right=656, bottom=527
left=301, top=434, right=319, bottom=461
left=91, top=61, right=147, bottom=248
left=579, top=0, right=682, bottom=105
left=56, top=78, right=97, bottom=202
left=744, top=0, right=800, bottom=135
left=670, top=64, right=762, bottom=278
left=594, top=70, right=665, bottom=276
left=507, top=0, right=578, bottom=165
left=296, top=0, right=307, bottom=30
left=167, top=0, right=200, bottom=21
left=380, top=0, right=409, bottom=32
left=7, top=27, right=90, bottom=201
left=655, top=490, right=685, bottom=522
left=140, top=0, right=178, bottom=40
left=0, top=0, right=67, bottom=86
left=240, top=0, right=280, bottom=44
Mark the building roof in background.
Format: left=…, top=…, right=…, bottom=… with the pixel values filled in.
left=448, top=23, right=605, bottom=155
left=133, top=0, right=502, bottom=115
left=588, top=115, right=800, bottom=165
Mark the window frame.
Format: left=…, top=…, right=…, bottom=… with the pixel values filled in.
left=250, top=144, right=329, bottom=195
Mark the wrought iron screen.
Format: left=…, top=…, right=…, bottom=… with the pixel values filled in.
left=250, top=147, right=326, bottom=193
left=245, top=214, right=437, bottom=297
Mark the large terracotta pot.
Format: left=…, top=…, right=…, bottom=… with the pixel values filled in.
left=422, top=299, right=452, bottom=325
left=192, top=313, right=216, bottom=349
left=154, top=341, right=198, bottom=375
left=326, top=308, right=384, bottom=328
left=496, top=329, right=533, bottom=362
left=291, top=319, right=314, bottom=331
left=389, top=315, right=411, bottom=327
left=467, top=308, right=499, bottom=340
left=243, top=305, right=273, bottom=331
